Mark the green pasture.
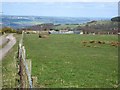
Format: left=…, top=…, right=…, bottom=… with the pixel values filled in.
left=23, top=34, right=118, bottom=88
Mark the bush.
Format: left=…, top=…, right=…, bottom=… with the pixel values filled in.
left=2, top=27, right=16, bottom=34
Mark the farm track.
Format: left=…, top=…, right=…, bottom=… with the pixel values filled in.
left=0, top=34, right=16, bottom=61
left=0, top=35, right=8, bottom=46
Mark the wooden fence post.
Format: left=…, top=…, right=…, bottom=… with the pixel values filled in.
left=26, top=59, right=32, bottom=77
left=32, top=76, right=37, bottom=88
left=18, top=32, right=33, bottom=89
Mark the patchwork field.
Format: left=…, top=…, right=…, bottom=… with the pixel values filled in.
left=24, top=34, right=118, bottom=88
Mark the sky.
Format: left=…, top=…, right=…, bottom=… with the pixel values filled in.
left=2, top=2, right=119, bottom=18
left=2, top=0, right=120, bottom=2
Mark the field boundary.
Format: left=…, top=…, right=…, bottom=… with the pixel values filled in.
left=18, top=31, right=32, bottom=88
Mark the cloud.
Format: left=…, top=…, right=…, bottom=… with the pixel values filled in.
left=2, top=0, right=119, bottom=2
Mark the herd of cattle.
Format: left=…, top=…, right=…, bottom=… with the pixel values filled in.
left=82, top=40, right=120, bottom=47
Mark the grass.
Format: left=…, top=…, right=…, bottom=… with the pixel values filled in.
left=24, top=34, right=118, bottom=88
left=1, top=34, right=21, bottom=88
left=15, top=21, right=43, bottom=25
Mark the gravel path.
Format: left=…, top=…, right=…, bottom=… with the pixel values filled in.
left=0, top=35, right=9, bottom=46
left=0, top=34, right=16, bottom=60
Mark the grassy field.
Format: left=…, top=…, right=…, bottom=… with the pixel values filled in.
left=24, top=34, right=118, bottom=88
left=1, top=34, right=21, bottom=88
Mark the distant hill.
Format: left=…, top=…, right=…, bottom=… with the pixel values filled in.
left=20, top=20, right=118, bottom=34
left=111, top=16, right=120, bottom=22
left=1, top=15, right=110, bottom=29
left=26, top=23, right=54, bottom=31
left=73, top=20, right=118, bottom=34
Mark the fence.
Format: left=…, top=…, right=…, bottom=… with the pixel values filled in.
left=18, top=31, right=32, bottom=89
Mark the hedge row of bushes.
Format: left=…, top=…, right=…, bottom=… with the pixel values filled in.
left=0, top=27, right=22, bottom=34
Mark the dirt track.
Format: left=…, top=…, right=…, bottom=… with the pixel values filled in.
left=0, top=34, right=16, bottom=60
left=0, top=35, right=9, bottom=46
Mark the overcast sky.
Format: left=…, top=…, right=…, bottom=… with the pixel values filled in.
left=2, top=2, right=118, bottom=18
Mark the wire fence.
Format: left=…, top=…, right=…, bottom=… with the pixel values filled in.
left=18, top=31, right=32, bottom=89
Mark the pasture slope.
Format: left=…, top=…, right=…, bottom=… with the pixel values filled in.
left=24, top=34, right=118, bottom=88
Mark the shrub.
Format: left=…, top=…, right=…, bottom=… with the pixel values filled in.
left=2, top=27, right=16, bottom=34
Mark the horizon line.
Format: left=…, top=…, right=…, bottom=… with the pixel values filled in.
left=2, top=14, right=114, bottom=18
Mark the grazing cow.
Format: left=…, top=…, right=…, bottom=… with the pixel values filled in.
left=82, top=41, right=87, bottom=46
left=110, top=41, right=120, bottom=47
left=97, top=41, right=102, bottom=44
left=89, top=40, right=95, bottom=43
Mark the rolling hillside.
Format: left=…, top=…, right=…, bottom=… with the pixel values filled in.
left=1, top=15, right=110, bottom=29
